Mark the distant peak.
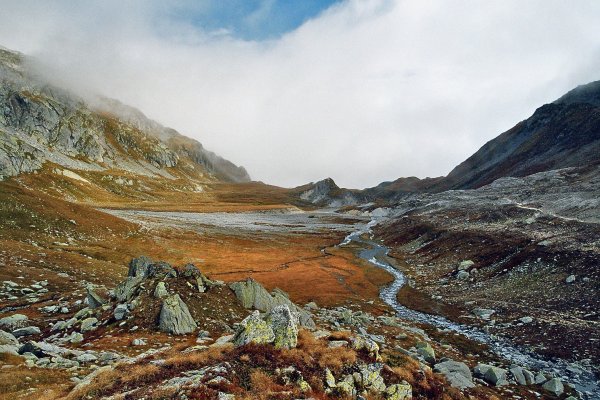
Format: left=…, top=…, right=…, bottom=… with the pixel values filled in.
left=554, top=80, right=600, bottom=107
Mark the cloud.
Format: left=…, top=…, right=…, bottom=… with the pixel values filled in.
left=0, top=0, right=599, bottom=188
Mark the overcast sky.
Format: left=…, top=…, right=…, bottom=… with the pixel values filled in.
left=1, top=0, right=599, bottom=188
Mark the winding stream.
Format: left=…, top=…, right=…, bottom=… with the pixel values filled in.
left=340, top=218, right=599, bottom=399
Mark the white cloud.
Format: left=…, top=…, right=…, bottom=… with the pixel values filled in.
left=0, top=0, right=599, bottom=188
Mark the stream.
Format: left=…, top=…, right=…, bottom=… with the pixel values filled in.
left=340, top=217, right=599, bottom=399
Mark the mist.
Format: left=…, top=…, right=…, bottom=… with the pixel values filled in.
left=1, top=0, right=599, bottom=188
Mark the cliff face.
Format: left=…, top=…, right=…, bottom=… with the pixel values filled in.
left=0, top=47, right=250, bottom=183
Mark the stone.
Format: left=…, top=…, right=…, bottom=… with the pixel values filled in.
left=0, top=330, right=19, bottom=346
left=213, top=335, right=234, bottom=346
left=233, top=311, right=275, bottom=346
left=456, top=270, right=470, bottom=280
left=519, top=316, right=533, bottom=324
left=86, top=286, right=106, bottom=309
left=113, top=304, right=129, bottom=321
left=472, top=308, right=495, bottom=320
left=131, top=338, right=146, bottom=346
left=565, top=275, right=576, bottom=284
left=325, top=368, right=336, bottom=388
left=0, top=314, right=29, bottom=330
left=217, top=393, right=235, bottom=400
left=12, top=326, right=41, bottom=337
left=159, top=294, right=197, bottom=335
left=483, top=366, right=508, bottom=386
left=76, top=353, right=98, bottom=363
left=328, top=340, right=348, bottom=348
left=351, top=335, right=381, bottom=360
left=458, top=260, right=475, bottom=270
left=147, top=262, right=177, bottom=279
left=154, top=282, right=168, bottom=298
left=181, top=263, right=202, bottom=278
left=509, top=365, right=534, bottom=385
left=80, top=317, right=99, bottom=332
left=542, top=378, right=564, bottom=396
left=534, top=372, right=547, bottom=384
left=0, top=344, right=19, bottom=355
left=415, top=342, right=436, bottom=364
left=114, top=276, right=144, bottom=302
left=68, top=332, right=84, bottom=344
left=434, top=360, right=475, bottom=389
left=267, top=305, right=298, bottom=349
left=356, top=364, right=386, bottom=393
left=128, top=256, right=153, bottom=277
left=336, top=380, right=356, bottom=397
left=386, top=382, right=412, bottom=399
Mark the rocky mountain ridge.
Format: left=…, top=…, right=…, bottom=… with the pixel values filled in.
left=0, top=46, right=250, bottom=184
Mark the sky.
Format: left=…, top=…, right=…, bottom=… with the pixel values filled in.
left=0, top=0, right=599, bottom=189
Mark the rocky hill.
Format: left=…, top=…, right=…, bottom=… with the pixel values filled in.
left=364, top=80, right=600, bottom=199
left=0, top=46, right=250, bottom=184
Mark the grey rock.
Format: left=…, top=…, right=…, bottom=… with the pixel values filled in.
left=154, top=281, right=168, bottom=298
left=68, top=332, right=84, bottom=344
left=509, top=365, right=535, bottom=385
left=434, top=360, right=475, bottom=389
left=542, top=377, right=564, bottom=396
left=131, top=338, right=146, bottom=346
left=0, top=330, right=19, bottom=345
left=0, top=314, right=28, bottom=330
left=456, top=270, right=470, bottom=280
left=86, top=286, right=106, bottom=309
left=0, top=344, right=19, bottom=355
left=113, top=304, right=129, bottom=321
left=458, top=260, right=475, bottom=270
left=519, top=316, right=534, bottom=324
left=80, top=317, right=99, bottom=332
left=76, top=353, right=98, bottom=363
left=128, top=256, right=153, bottom=277
left=356, top=364, right=386, bottom=392
left=233, top=311, right=274, bottom=346
left=472, top=308, right=495, bottom=320
left=158, top=294, right=197, bottom=335
left=114, top=276, right=144, bottom=302
left=12, top=326, right=41, bottom=337
left=266, top=305, right=298, bottom=349
left=534, top=372, right=547, bottom=384
left=415, top=342, right=436, bottom=364
left=483, top=366, right=508, bottom=386
left=386, top=382, right=412, bottom=399
left=566, top=274, right=576, bottom=284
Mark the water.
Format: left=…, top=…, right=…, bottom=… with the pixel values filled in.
left=340, top=217, right=599, bottom=399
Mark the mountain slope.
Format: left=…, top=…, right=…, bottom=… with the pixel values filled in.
left=0, top=46, right=250, bottom=183
left=364, top=80, right=600, bottom=199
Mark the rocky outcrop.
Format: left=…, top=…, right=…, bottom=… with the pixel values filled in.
left=267, top=305, right=299, bottom=349
left=158, top=294, right=198, bottom=335
left=229, top=278, right=315, bottom=328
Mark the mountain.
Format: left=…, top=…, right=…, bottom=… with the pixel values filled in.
left=365, top=80, right=600, bottom=199
left=292, top=178, right=367, bottom=207
left=0, top=47, right=250, bottom=184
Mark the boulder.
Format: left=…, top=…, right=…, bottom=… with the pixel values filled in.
left=147, top=262, right=177, bottom=279
left=266, top=305, right=298, bottom=349
left=386, top=382, right=412, bottom=400
left=12, top=326, right=41, bottom=337
left=233, top=311, right=275, bottom=346
left=80, top=317, right=99, bottom=332
left=0, top=330, right=19, bottom=346
left=86, top=286, right=106, bottom=309
left=113, top=304, right=129, bottom=321
left=456, top=271, right=470, bottom=280
left=565, top=275, right=576, bottom=284
left=128, top=256, right=152, bottom=277
left=114, top=276, right=144, bottom=302
left=351, top=335, right=381, bottom=360
left=158, top=294, right=197, bottom=335
left=356, top=364, right=386, bottom=393
left=482, top=366, right=508, bottom=386
left=0, top=344, right=18, bottom=355
left=434, top=360, right=475, bottom=389
left=542, top=378, right=564, bottom=396
left=229, top=278, right=315, bottom=328
left=0, top=314, right=29, bottom=330
left=509, top=365, right=534, bottom=385
left=181, top=263, right=202, bottom=278
left=415, top=342, right=436, bottom=364
left=458, top=260, right=475, bottom=270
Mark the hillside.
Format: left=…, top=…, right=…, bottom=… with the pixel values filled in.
left=0, top=47, right=250, bottom=185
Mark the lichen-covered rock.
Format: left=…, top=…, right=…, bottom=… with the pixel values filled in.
left=266, top=305, right=298, bottom=349
left=12, top=326, right=41, bottom=337
left=356, top=364, right=386, bottom=393
left=113, top=304, right=129, bottom=321
left=351, top=335, right=381, bottom=360
left=80, top=317, right=99, bottom=332
left=154, top=281, right=168, bottom=298
left=229, top=278, right=315, bottom=328
left=415, top=342, right=436, bottom=363
left=0, top=330, right=19, bottom=346
left=158, top=294, right=197, bottom=335
left=233, top=311, right=275, bottom=346
left=386, top=382, right=412, bottom=399
left=325, top=368, right=336, bottom=388
left=147, top=262, right=177, bottom=279
left=86, top=286, right=106, bottom=309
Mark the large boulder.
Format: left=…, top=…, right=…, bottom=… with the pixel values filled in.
left=229, top=278, right=315, bottom=328
left=267, top=305, right=298, bottom=349
left=233, top=311, right=275, bottom=346
left=474, top=364, right=509, bottom=386
left=0, top=314, right=29, bottom=330
left=0, top=330, right=19, bottom=346
left=158, top=294, right=197, bottom=335
left=542, top=378, right=564, bottom=396
left=434, top=360, right=475, bottom=389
